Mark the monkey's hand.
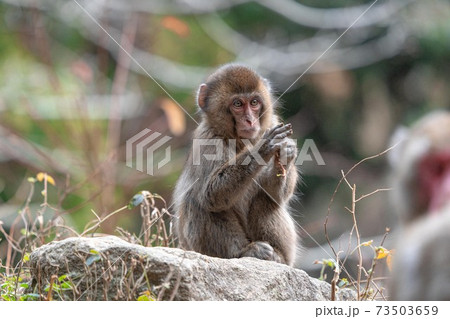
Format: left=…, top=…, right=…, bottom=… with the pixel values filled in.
left=278, top=138, right=298, bottom=165
left=258, top=123, right=293, bottom=162
left=275, top=138, right=297, bottom=177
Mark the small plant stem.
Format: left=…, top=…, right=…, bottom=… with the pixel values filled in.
left=350, top=184, right=363, bottom=300
left=80, top=205, right=128, bottom=237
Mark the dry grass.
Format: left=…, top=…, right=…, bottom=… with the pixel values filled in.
left=0, top=173, right=174, bottom=301
left=322, top=145, right=397, bottom=301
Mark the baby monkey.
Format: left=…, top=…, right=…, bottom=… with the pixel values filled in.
left=173, top=64, right=299, bottom=265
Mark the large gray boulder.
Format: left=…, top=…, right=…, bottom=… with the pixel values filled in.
left=29, top=236, right=356, bottom=301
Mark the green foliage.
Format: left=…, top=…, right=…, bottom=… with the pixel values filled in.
left=44, top=275, right=74, bottom=294
left=0, top=275, right=20, bottom=301
left=315, top=258, right=337, bottom=281
left=0, top=275, right=39, bottom=301
left=137, top=291, right=156, bottom=301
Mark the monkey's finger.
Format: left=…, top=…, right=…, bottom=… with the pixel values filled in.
left=267, top=123, right=284, bottom=137
left=269, top=142, right=282, bottom=154
left=281, top=142, right=295, bottom=153
left=269, top=125, right=292, bottom=139
left=262, top=128, right=273, bottom=139
left=273, top=129, right=293, bottom=140
left=284, top=146, right=297, bottom=160
left=285, top=128, right=293, bottom=137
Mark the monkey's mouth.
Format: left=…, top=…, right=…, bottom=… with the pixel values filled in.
left=418, top=150, right=450, bottom=214
left=238, top=127, right=258, bottom=139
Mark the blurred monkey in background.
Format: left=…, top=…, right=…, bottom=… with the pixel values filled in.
left=389, top=110, right=450, bottom=300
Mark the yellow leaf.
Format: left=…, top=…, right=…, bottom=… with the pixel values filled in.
left=386, top=249, right=395, bottom=271
left=36, top=172, right=55, bottom=186
left=159, top=98, right=186, bottom=136
left=361, top=240, right=373, bottom=247
left=46, top=175, right=56, bottom=186
left=375, top=246, right=390, bottom=260
left=36, top=172, right=45, bottom=182
left=137, top=290, right=155, bottom=301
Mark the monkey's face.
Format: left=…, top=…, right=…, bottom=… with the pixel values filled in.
left=197, top=64, right=275, bottom=139
left=229, top=94, right=262, bottom=139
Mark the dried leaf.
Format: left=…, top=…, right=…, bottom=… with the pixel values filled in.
left=159, top=98, right=186, bottom=136
left=161, top=16, right=190, bottom=38
left=386, top=249, right=395, bottom=271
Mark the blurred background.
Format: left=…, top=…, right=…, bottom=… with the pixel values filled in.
left=1, top=0, right=450, bottom=284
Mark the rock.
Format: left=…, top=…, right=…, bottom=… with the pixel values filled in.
left=29, top=236, right=356, bottom=301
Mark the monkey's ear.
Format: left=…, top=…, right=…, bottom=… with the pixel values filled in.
left=197, top=84, right=208, bottom=109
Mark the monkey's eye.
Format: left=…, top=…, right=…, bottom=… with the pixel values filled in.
left=250, top=99, right=259, bottom=106
left=233, top=100, right=243, bottom=108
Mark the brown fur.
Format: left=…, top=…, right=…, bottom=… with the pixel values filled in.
left=173, top=64, right=299, bottom=265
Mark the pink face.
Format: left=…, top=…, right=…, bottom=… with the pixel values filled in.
left=229, top=95, right=262, bottom=139
left=418, top=150, right=450, bottom=214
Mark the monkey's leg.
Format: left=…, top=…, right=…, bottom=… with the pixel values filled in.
left=191, top=212, right=251, bottom=259
left=247, top=196, right=297, bottom=266
left=199, top=213, right=283, bottom=262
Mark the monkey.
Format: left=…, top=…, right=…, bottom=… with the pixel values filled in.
left=389, top=111, right=450, bottom=224
left=388, top=110, right=450, bottom=300
left=390, top=209, right=450, bottom=300
left=172, top=64, right=299, bottom=266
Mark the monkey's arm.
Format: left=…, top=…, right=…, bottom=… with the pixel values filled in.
left=257, top=161, right=297, bottom=204
left=199, top=150, right=263, bottom=212
left=200, top=124, right=293, bottom=212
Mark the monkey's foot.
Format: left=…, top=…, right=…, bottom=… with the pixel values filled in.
left=240, top=241, right=282, bottom=263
